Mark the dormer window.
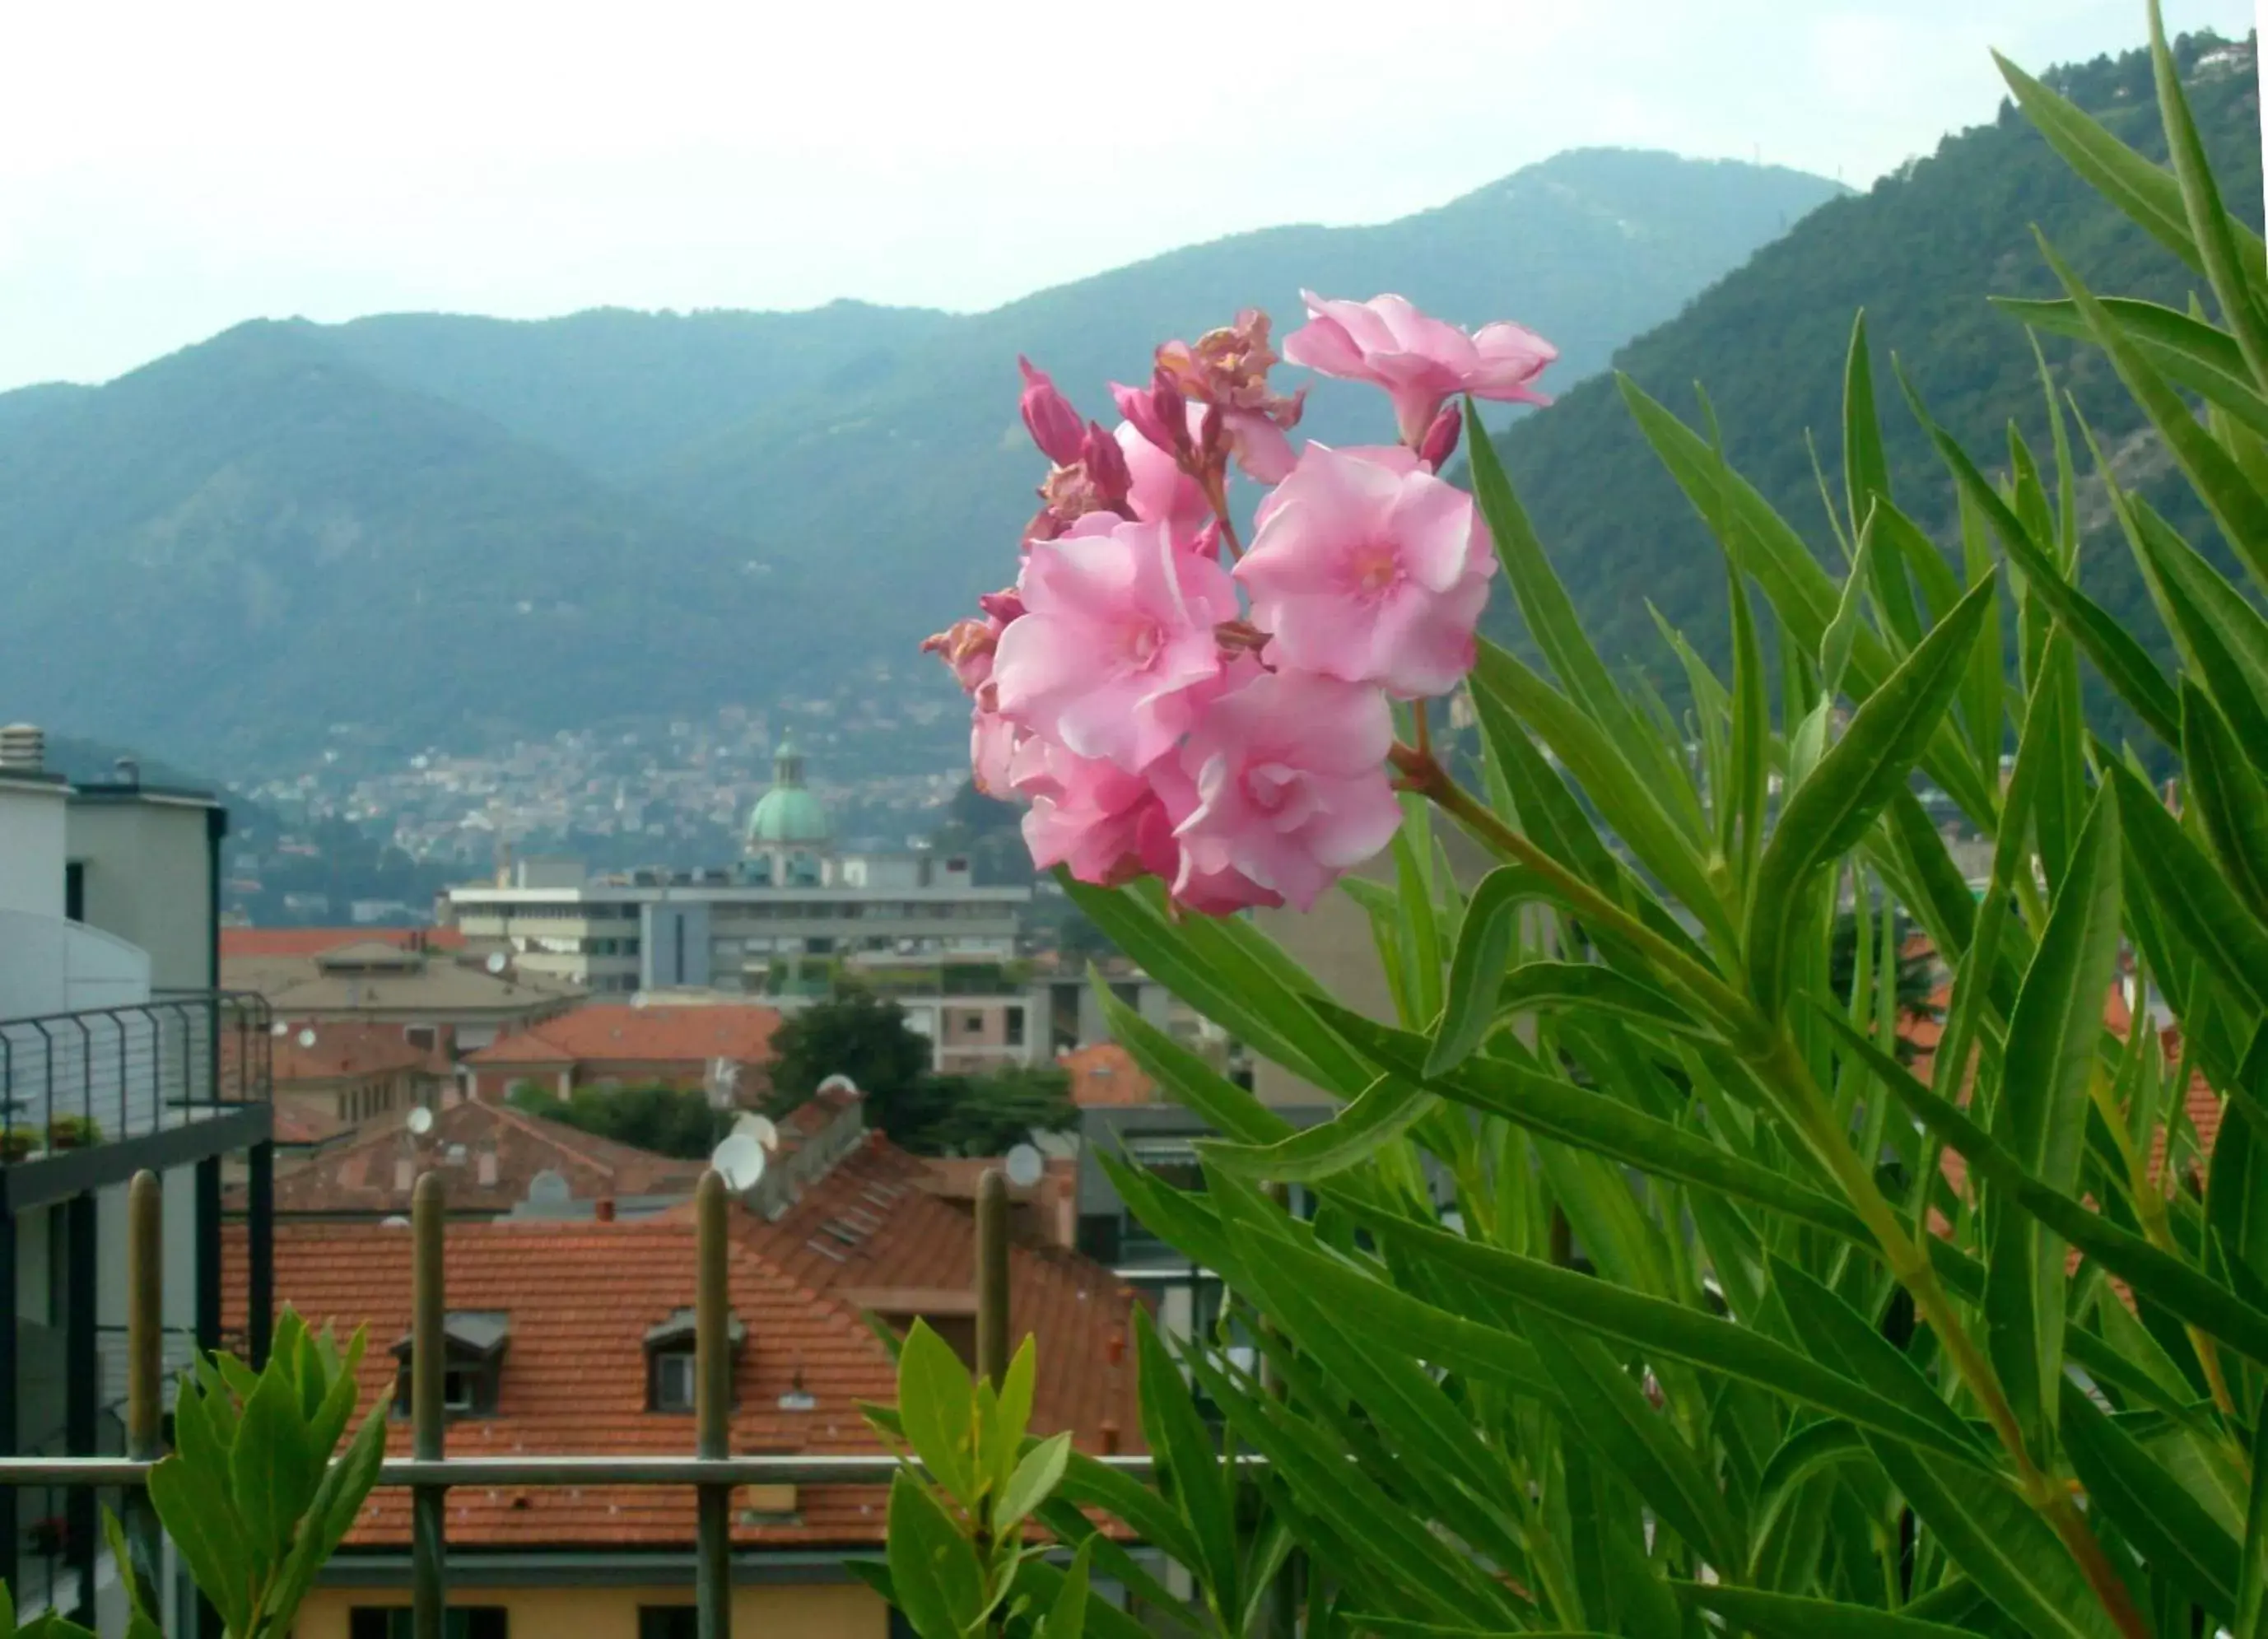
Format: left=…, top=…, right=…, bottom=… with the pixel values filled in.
left=643, top=1308, right=745, bottom=1413
left=391, top=1311, right=510, bottom=1418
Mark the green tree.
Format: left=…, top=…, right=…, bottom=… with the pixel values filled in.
left=507, top=1081, right=719, bottom=1159
left=768, top=989, right=934, bottom=1107
left=891, top=1066, right=1077, bottom=1157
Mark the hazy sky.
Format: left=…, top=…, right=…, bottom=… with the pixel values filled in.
left=0, top=0, right=2254, bottom=392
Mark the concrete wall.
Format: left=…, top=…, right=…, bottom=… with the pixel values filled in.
left=67, top=797, right=216, bottom=992
left=0, top=775, right=68, bottom=920
left=640, top=901, right=713, bottom=990
left=0, top=910, right=151, bottom=1020
left=296, top=1578, right=887, bottom=1639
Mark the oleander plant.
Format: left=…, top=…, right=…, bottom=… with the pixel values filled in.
left=914, top=4, right=2268, bottom=1635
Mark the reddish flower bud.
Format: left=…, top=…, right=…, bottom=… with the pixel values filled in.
left=1112, top=379, right=1174, bottom=454
left=1417, top=403, right=1463, bottom=469
left=976, top=588, right=1024, bottom=625
left=1081, top=420, right=1132, bottom=505
left=1018, top=356, right=1085, bottom=466
left=1149, top=367, right=1193, bottom=454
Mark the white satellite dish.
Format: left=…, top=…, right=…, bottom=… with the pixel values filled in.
left=817, top=1073, right=857, bottom=1096
left=270, top=1021, right=289, bottom=1038
left=747, top=1114, right=780, bottom=1152
left=631, top=990, right=651, bottom=1009
left=1004, top=1143, right=1045, bottom=1189
left=296, top=1027, right=318, bottom=1049
left=407, top=1106, right=435, bottom=1137
left=485, top=951, right=509, bottom=975
left=528, top=1169, right=571, bottom=1208
left=710, top=1133, right=766, bottom=1193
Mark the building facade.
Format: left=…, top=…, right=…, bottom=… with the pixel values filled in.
left=0, top=723, right=276, bottom=1633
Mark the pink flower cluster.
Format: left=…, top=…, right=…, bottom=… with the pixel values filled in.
left=923, top=293, right=1556, bottom=913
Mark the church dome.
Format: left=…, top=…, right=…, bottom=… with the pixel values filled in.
left=746, top=731, right=831, bottom=848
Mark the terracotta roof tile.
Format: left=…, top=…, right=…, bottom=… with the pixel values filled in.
left=469, top=1005, right=783, bottom=1070
left=254, top=1097, right=707, bottom=1216
left=222, top=1219, right=902, bottom=1548
left=221, top=928, right=466, bottom=960
left=1060, top=1044, right=1157, bottom=1108
left=251, top=1021, right=451, bottom=1084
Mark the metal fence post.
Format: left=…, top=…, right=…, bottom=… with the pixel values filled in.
left=695, top=1171, right=733, bottom=1639
left=975, top=1169, right=1009, bottom=1389
left=123, top=1171, right=163, bottom=1616
left=412, top=1172, right=448, bottom=1639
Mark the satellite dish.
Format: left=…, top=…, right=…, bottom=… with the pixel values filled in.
left=631, top=990, right=650, bottom=1009
left=296, top=1027, right=318, bottom=1049
left=407, top=1106, right=435, bottom=1137
left=380, top=1215, right=411, bottom=1228
left=485, top=951, right=509, bottom=975
left=1004, top=1143, right=1045, bottom=1188
left=817, top=1073, right=857, bottom=1096
left=270, top=1021, right=289, bottom=1038
left=710, top=1133, right=766, bottom=1192
left=528, top=1169, right=570, bottom=1207
left=747, top=1114, right=780, bottom=1152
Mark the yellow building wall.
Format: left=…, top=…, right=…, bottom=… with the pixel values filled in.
left=294, top=1579, right=887, bottom=1639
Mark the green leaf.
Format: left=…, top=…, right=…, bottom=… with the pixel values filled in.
left=1747, top=576, right=1994, bottom=1014
left=1047, top=1451, right=1205, bottom=1589
left=2238, top=1385, right=2268, bottom=1637
left=1986, top=785, right=2122, bottom=1448
left=1495, top=962, right=1708, bottom=1036
left=2128, top=496, right=2268, bottom=775
left=232, top=1352, right=319, bottom=1561
left=305, top=1325, right=369, bottom=1464
left=1821, top=505, right=1883, bottom=696
left=1094, top=982, right=1296, bottom=1148
left=996, top=1432, right=1071, bottom=1535
left=262, top=1405, right=389, bottom=1637
left=1677, top=1582, right=1990, bottom=1638
left=897, top=1320, right=977, bottom=1507
left=1132, top=1309, right=1241, bottom=1620
left=2109, top=761, right=2268, bottom=1017
left=1040, top=1540, right=1092, bottom=1639
left=1823, top=1009, right=2268, bottom=1367
left=1428, top=865, right=1525, bottom=1075
left=2060, top=1381, right=2240, bottom=1613
left=1729, top=561, right=1771, bottom=882
left=1999, top=296, right=2268, bottom=442
left=2037, top=227, right=2268, bottom=588
left=1351, top=1208, right=1988, bottom=1465
left=886, top=1471, right=987, bottom=1639
left=100, top=1508, right=161, bottom=1639
left=1202, top=1073, right=1434, bottom=1185
left=1996, top=46, right=2267, bottom=289
left=2184, top=683, right=2268, bottom=924
left=1912, top=383, right=2182, bottom=745
left=2149, top=0, right=2268, bottom=391
left=148, top=1450, right=257, bottom=1639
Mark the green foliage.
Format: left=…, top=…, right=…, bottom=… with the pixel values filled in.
left=1488, top=26, right=2262, bottom=753
left=769, top=990, right=934, bottom=1108
left=890, top=1067, right=1078, bottom=1158
left=0, top=154, right=1837, bottom=760
left=1007, top=16, right=2268, bottom=1637
left=862, top=1322, right=1092, bottom=1639
left=146, top=1307, right=388, bottom=1638
left=506, top=1080, right=720, bottom=1158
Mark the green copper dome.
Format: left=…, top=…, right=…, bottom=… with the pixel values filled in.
left=747, top=731, right=832, bottom=847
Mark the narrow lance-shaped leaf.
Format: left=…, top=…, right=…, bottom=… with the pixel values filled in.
left=2182, top=682, right=2268, bottom=925
left=1985, top=785, right=2122, bottom=1451
left=1747, top=576, right=1994, bottom=1015
left=2149, top=0, right=2268, bottom=392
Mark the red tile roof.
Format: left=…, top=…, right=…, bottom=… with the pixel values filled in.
left=729, top=1134, right=1143, bottom=1453
left=1060, top=1043, right=1157, bottom=1107
left=223, top=1219, right=902, bottom=1548
left=468, top=1004, right=783, bottom=1069
left=262, top=1022, right=450, bottom=1085
left=221, top=927, right=465, bottom=959
left=253, top=1096, right=707, bottom=1216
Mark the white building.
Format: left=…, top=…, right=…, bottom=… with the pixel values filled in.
left=444, top=735, right=1030, bottom=999
left=0, top=722, right=278, bottom=1633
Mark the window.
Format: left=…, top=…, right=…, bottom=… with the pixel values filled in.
left=349, top=1608, right=508, bottom=1639
left=392, top=1311, right=510, bottom=1418
left=405, top=1026, right=437, bottom=1050
left=1004, top=1009, right=1024, bottom=1047
left=651, top=1350, right=696, bottom=1413
left=63, top=862, right=84, bottom=923
left=639, top=1610, right=698, bottom=1639
left=444, top=1367, right=481, bottom=1413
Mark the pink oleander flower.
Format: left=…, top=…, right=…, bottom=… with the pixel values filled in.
left=1021, top=745, right=1180, bottom=887
left=1122, top=310, right=1306, bottom=486
left=1169, top=670, right=1402, bottom=912
left=1283, top=291, right=1556, bottom=445
left=1117, top=420, right=1212, bottom=540
left=1144, top=759, right=1283, bottom=913
left=992, top=513, right=1240, bottom=772
left=1236, top=443, right=1493, bottom=698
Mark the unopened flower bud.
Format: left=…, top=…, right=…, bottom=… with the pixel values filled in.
left=1018, top=356, right=1085, bottom=466
left=1417, top=403, right=1463, bottom=469
left=977, top=588, right=1025, bottom=626
left=1081, top=420, right=1132, bottom=505
left=1149, top=368, right=1193, bottom=454
left=1112, top=380, right=1174, bottom=454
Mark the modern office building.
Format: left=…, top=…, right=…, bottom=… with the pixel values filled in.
left=0, top=723, right=275, bottom=1632
left=442, top=736, right=1030, bottom=997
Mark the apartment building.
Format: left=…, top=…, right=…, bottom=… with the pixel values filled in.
left=0, top=723, right=275, bottom=1633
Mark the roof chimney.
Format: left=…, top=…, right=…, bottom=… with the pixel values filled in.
left=476, top=1145, right=498, bottom=1188
left=594, top=1198, right=617, bottom=1223
left=393, top=1157, right=415, bottom=1193
left=0, top=723, right=43, bottom=772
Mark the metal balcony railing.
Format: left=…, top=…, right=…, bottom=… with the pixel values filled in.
left=0, top=1167, right=1172, bottom=1639
left=0, top=993, right=272, bottom=1162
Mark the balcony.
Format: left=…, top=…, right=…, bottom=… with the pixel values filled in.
left=0, top=992, right=272, bottom=1201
